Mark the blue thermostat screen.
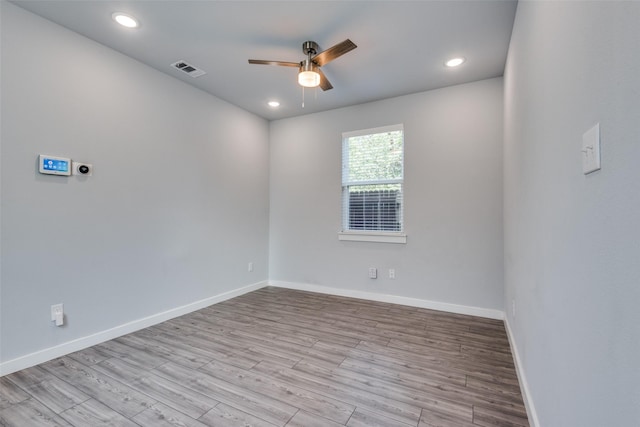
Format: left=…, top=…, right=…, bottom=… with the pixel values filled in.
left=42, top=158, right=69, bottom=172
left=39, top=155, right=71, bottom=176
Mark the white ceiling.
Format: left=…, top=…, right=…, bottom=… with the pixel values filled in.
left=12, top=0, right=517, bottom=121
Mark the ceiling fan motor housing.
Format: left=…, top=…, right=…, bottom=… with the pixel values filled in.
left=300, top=59, right=319, bottom=73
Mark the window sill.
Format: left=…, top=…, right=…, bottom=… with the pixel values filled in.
left=338, top=232, right=407, bottom=244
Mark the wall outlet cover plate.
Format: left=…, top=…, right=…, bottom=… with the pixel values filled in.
left=582, top=123, right=601, bottom=174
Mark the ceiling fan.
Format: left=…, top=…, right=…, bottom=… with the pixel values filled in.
left=248, top=39, right=357, bottom=91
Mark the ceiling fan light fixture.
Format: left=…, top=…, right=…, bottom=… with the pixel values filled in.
left=298, top=61, right=320, bottom=88
left=298, top=71, right=320, bottom=88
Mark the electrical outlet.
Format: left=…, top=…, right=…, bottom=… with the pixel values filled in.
left=51, top=303, right=64, bottom=326
left=389, top=269, right=395, bottom=279
left=368, top=267, right=377, bottom=279
left=248, top=262, right=253, bottom=272
left=582, top=123, right=601, bottom=174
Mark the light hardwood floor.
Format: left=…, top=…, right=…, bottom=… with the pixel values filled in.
left=0, top=287, right=529, bottom=426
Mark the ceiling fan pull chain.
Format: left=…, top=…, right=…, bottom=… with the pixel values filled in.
left=302, top=86, right=305, bottom=108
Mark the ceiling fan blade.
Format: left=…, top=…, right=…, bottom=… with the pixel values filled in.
left=317, top=67, right=333, bottom=91
left=312, top=39, right=357, bottom=67
left=248, top=59, right=300, bottom=67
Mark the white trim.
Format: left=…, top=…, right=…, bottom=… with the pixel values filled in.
left=0, top=281, right=268, bottom=376
left=504, top=317, right=540, bottom=427
left=342, top=123, right=404, bottom=139
left=269, top=280, right=504, bottom=320
left=338, top=232, right=407, bottom=244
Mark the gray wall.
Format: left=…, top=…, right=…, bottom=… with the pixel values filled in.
left=0, top=2, right=270, bottom=363
left=270, top=78, right=504, bottom=310
left=504, top=1, right=640, bottom=425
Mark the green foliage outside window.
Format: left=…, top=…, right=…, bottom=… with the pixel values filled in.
left=345, top=130, right=403, bottom=191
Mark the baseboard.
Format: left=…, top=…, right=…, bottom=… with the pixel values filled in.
left=504, top=317, right=540, bottom=427
left=0, top=280, right=268, bottom=376
left=269, top=280, right=504, bottom=320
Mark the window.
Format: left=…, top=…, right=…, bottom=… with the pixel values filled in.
left=340, top=124, right=406, bottom=243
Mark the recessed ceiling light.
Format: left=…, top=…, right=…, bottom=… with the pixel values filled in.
left=112, top=13, right=139, bottom=29
left=445, top=57, right=466, bottom=67
left=268, top=101, right=280, bottom=108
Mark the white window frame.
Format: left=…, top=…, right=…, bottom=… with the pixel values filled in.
left=339, top=124, right=407, bottom=244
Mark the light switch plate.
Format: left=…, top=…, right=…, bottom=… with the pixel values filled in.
left=582, top=123, right=601, bottom=174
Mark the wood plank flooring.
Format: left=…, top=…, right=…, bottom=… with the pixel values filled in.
left=0, top=287, right=529, bottom=426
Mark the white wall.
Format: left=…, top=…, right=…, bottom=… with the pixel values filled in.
left=504, top=1, right=640, bottom=426
left=270, top=78, right=504, bottom=312
left=0, top=2, right=270, bottom=368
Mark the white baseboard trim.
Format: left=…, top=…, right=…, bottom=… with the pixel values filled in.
left=269, top=280, right=504, bottom=320
left=504, top=317, right=540, bottom=427
left=0, top=280, right=268, bottom=376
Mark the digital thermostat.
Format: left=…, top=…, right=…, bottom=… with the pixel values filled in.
left=39, top=155, right=71, bottom=176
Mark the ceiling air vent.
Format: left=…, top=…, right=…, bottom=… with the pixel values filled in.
left=171, top=60, right=206, bottom=78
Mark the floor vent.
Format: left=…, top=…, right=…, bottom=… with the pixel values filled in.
left=171, top=60, right=206, bottom=78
